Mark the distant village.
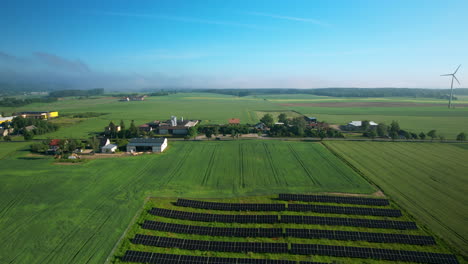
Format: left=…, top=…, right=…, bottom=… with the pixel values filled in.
left=1, top=108, right=450, bottom=161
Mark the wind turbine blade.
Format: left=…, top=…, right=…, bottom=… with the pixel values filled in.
left=453, top=75, right=460, bottom=85
left=454, top=64, right=461, bottom=74
left=441, top=74, right=452, bottom=76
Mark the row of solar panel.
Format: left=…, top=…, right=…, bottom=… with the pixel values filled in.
left=176, top=199, right=286, bottom=211
left=132, top=234, right=289, bottom=253
left=149, top=208, right=417, bottom=229
left=150, top=208, right=278, bottom=223
left=121, top=250, right=328, bottom=264
left=278, top=194, right=390, bottom=206
left=287, top=204, right=401, bottom=217
left=291, top=244, right=459, bottom=264
left=142, top=220, right=435, bottom=245
left=176, top=199, right=401, bottom=217
left=142, top=220, right=282, bottom=238
left=129, top=235, right=458, bottom=264
left=281, top=215, right=417, bottom=230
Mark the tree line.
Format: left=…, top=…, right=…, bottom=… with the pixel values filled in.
left=0, top=97, right=57, bottom=107
left=48, top=88, right=104, bottom=98
left=193, top=88, right=464, bottom=99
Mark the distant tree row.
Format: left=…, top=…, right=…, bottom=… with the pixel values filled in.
left=48, top=88, right=104, bottom=98
left=193, top=88, right=466, bottom=99
left=0, top=97, right=57, bottom=107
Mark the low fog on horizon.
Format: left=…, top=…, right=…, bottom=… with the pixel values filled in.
left=1, top=0, right=467, bottom=91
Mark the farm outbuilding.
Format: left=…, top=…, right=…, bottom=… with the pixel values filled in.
left=126, top=138, right=168, bottom=153
left=101, top=144, right=118, bottom=153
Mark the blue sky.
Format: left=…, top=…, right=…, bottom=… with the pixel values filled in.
left=1, top=0, right=467, bottom=89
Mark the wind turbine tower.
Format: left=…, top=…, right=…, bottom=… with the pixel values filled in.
left=441, top=65, right=461, bottom=109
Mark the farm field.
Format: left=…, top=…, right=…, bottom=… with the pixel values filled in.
left=111, top=196, right=459, bottom=264
left=1, top=92, right=467, bottom=139
left=0, top=140, right=375, bottom=264
left=324, top=141, right=468, bottom=257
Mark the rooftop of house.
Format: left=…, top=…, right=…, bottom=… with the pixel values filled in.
left=49, top=139, right=61, bottom=146
left=102, top=144, right=118, bottom=149
left=349, top=121, right=378, bottom=127
left=128, top=138, right=167, bottom=146
left=16, top=111, right=54, bottom=114
left=159, top=120, right=198, bottom=128
left=228, top=118, right=240, bottom=124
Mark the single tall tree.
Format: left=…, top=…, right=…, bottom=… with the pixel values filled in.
left=390, top=120, right=400, bottom=133
left=376, top=123, right=387, bottom=137
left=419, top=132, right=426, bottom=140
left=128, top=120, right=138, bottom=138
left=427, top=130, right=437, bottom=141
left=260, top=114, right=274, bottom=127
left=277, top=113, right=288, bottom=123
left=456, top=132, right=466, bottom=141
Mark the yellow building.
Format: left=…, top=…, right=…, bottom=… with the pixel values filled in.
left=15, top=111, right=59, bottom=120
left=0, top=116, right=15, bottom=124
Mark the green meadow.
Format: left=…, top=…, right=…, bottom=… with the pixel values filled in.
left=1, top=92, right=467, bottom=139
left=0, top=140, right=374, bottom=264
left=325, top=141, right=468, bottom=257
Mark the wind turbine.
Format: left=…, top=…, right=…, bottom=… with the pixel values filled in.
left=441, top=65, right=461, bottom=109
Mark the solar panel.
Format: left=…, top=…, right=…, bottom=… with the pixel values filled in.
left=280, top=215, right=417, bottom=229
left=279, top=194, right=390, bottom=206
left=149, top=207, right=280, bottom=223
left=290, top=244, right=459, bottom=264
left=285, top=228, right=434, bottom=245
left=176, top=199, right=286, bottom=211
left=131, top=234, right=288, bottom=253
left=287, top=204, right=402, bottom=217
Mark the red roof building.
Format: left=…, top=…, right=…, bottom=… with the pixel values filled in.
left=49, top=139, right=61, bottom=146
left=228, top=118, right=240, bottom=124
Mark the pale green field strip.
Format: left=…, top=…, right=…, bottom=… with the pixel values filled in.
left=324, top=141, right=468, bottom=258
left=111, top=197, right=460, bottom=264
left=0, top=140, right=373, bottom=264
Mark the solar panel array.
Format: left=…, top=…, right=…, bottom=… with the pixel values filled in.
left=287, top=204, right=402, bottom=217
left=142, top=220, right=432, bottom=245
left=177, top=199, right=286, bottom=211
left=149, top=207, right=279, bottom=223
left=142, top=220, right=283, bottom=237
left=281, top=215, right=417, bottom=229
left=291, top=244, right=459, bottom=264
left=279, top=194, right=390, bottom=206
left=132, top=234, right=288, bottom=253
left=121, top=250, right=328, bottom=264
left=286, top=228, right=435, bottom=245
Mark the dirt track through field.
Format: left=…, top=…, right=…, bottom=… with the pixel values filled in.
left=279, top=102, right=468, bottom=107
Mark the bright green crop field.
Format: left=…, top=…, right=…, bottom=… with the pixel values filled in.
left=324, top=141, right=468, bottom=257
left=0, top=140, right=374, bottom=264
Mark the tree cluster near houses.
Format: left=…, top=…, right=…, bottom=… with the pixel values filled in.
left=10, top=116, right=59, bottom=140
left=103, top=120, right=138, bottom=139
left=356, top=120, right=466, bottom=141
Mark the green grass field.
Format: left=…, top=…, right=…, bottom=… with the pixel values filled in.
left=111, top=196, right=459, bottom=264
left=324, top=141, right=468, bottom=257
left=0, top=140, right=374, bottom=264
